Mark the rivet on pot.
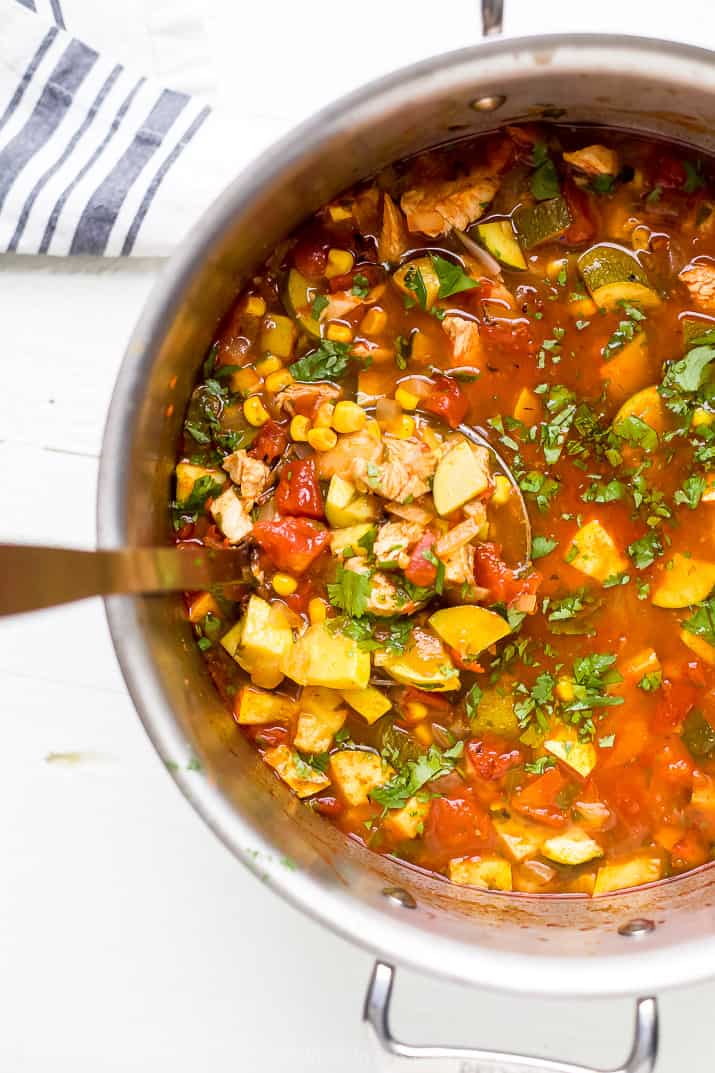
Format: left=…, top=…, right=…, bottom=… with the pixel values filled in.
left=471, top=94, right=506, bottom=113
left=382, top=886, right=417, bottom=909
left=618, top=918, right=656, bottom=937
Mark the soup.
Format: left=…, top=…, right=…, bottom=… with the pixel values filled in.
left=172, top=125, right=715, bottom=896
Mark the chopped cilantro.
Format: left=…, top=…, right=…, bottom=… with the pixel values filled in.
left=311, top=293, right=329, bottom=320
left=289, top=340, right=353, bottom=382
left=351, top=274, right=370, bottom=299
left=371, top=742, right=464, bottom=810
left=532, top=535, right=558, bottom=560
left=627, top=531, right=663, bottom=570
left=674, top=474, right=706, bottom=509
left=404, top=265, right=428, bottom=310
left=327, top=564, right=370, bottom=618
left=638, top=671, right=662, bottom=692
left=524, top=756, right=556, bottom=775
left=530, top=141, right=560, bottom=200
left=683, top=598, right=715, bottom=648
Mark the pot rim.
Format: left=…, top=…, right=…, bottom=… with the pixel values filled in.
left=98, top=31, right=715, bottom=996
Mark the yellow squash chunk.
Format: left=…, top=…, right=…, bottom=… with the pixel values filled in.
left=651, top=553, right=715, bottom=608
left=374, top=628, right=460, bottom=691
left=542, top=827, right=604, bottom=866
left=175, top=462, right=226, bottom=502
left=260, top=313, right=296, bottom=358
left=432, top=439, right=491, bottom=516
left=448, top=856, right=513, bottom=891
left=294, top=705, right=347, bottom=754
left=429, top=605, right=511, bottom=661
left=325, top=474, right=379, bottom=528
left=221, top=595, right=292, bottom=690
left=469, top=687, right=520, bottom=739
left=493, top=815, right=546, bottom=862
left=565, top=519, right=627, bottom=583
left=614, top=385, right=668, bottom=434
left=329, top=749, right=392, bottom=806
left=282, top=624, right=370, bottom=690
left=513, top=386, right=541, bottom=426
left=263, top=744, right=331, bottom=798
left=384, top=796, right=431, bottom=840
left=702, top=475, right=715, bottom=503
left=680, top=628, right=715, bottom=665
left=329, top=523, right=375, bottom=558
left=544, top=737, right=597, bottom=780
left=236, top=687, right=296, bottom=725
left=593, top=854, right=663, bottom=895
left=392, top=256, right=441, bottom=311
left=339, top=686, right=392, bottom=724
left=691, top=780, right=715, bottom=813
left=600, top=333, right=650, bottom=400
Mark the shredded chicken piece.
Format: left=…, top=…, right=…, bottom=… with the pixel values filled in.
left=678, top=262, right=715, bottom=313
left=320, top=292, right=363, bottom=321
left=373, top=521, right=424, bottom=569
left=352, top=340, right=394, bottom=365
left=275, top=382, right=341, bottom=417
left=209, top=487, right=253, bottom=544
left=400, top=168, right=500, bottom=237
left=563, top=144, right=620, bottom=178
left=378, top=193, right=409, bottom=262
left=353, top=185, right=380, bottom=233
left=222, top=449, right=270, bottom=507
left=463, top=499, right=489, bottom=531
left=354, top=434, right=437, bottom=503
left=385, top=499, right=434, bottom=526
left=435, top=517, right=481, bottom=559
left=512, top=592, right=538, bottom=614
left=316, top=428, right=383, bottom=481
left=384, top=435, right=437, bottom=480
left=442, top=314, right=482, bottom=365
left=342, top=558, right=424, bottom=617
left=441, top=544, right=487, bottom=597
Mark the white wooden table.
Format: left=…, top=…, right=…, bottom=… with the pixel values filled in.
left=2, top=2, right=715, bottom=1069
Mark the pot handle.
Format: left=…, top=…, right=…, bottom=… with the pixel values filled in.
left=364, top=962, right=658, bottom=1073
left=481, top=0, right=504, bottom=36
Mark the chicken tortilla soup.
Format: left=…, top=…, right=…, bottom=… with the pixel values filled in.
left=172, top=125, right=715, bottom=897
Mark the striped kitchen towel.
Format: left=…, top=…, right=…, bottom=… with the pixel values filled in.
left=0, top=0, right=238, bottom=255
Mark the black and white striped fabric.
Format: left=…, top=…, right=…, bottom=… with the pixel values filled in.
left=1, top=0, right=222, bottom=255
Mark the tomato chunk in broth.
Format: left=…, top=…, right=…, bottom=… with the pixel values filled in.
left=173, top=126, right=715, bottom=898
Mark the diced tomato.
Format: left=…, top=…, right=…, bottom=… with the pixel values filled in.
left=421, top=375, right=468, bottom=429
left=473, top=542, right=541, bottom=607
left=292, top=236, right=329, bottom=279
left=671, top=829, right=708, bottom=870
left=653, top=156, right=687, bottom=190
left=311, top=795, right=344, bottom=818
left=652, top=737, right=695, bottom=790
left=511, top=767, right=570, bottom=828
left=479, top=317, right=536, bottom=357
left=653, top=678, right=698, bottom=733
left=327, top=263, right=383, bottom=294
left=466, top=735, right=526, bottom=781
left=597, top=766, right=650, bottom=841
left=282, top=576, right=318, bottom=614
left=404, top=532, right=438, bottom=586
left=243, top=724, right=289, bottom=749
left=421, top=790, right=494, bottom=869
left=250, top=420, right=288, bottom=465
left=401, top=687, right=451, bottom=712
left=448, top=648, right=485, bottom=674
left=253, top=517, right=330, bottom=574
left=562, top=180, right=596, bottom=245
left=505, top=123, right=543, bottom=150
left=275, top=458, right=324, bottom=519
left=485, top=133, right=517, bottom=174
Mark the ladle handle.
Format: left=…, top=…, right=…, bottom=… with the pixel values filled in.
left=364, top=962, right=658, bottom=1073
left=481, top=0, right=504, bottom=35
left=0, top=544, right=236, bottom=616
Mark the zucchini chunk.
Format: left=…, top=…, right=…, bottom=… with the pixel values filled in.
left=514, top=197, right=571, bottom=249
left=476, top=218, right=527, bottom=269
left=429, top=605, right=511, bottom=661
left=542, top=827, right=603, bottom=866
left=392, top=256, right=441, bottom=311
left=374, top=627, right=460, bottom=691
left=284, top=268, right=323, bottom=340
left=236, top=687, right=297, bottom=725
left=593, top=853, right=663, bottom=895
left=493, top=815, right=546, bottom=862
left=325, top=474, right=379, bottom=528
left=264, top=744, right=331, bottom=798
left=564, top=519, right=627, bottom=583
left=578, top=244, right=660, bottom=310
left=329, top=749, right=392, bottom=806
left=448, top=855, right=513, bottom=890
left=651, top=553, right=715, bottom=608
left=544, top=734, right=597, bottom=780
left=469, top=687, right=520, bottom=739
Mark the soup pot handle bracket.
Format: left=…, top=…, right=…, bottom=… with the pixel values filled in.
left=364, top=962, right=658, bottom=1073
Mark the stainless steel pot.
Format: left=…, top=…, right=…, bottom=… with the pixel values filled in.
left=97, top=5, right=715, bottom=1068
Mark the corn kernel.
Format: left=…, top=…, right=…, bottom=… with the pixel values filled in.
left=244, top=295, right=266, bottom=317
left=404, top=701, right=428, bottom=724
left=255, top=354, right=282, bottom=377
left=272, top=573, right=298, bottom=596
left=360, top=307, right=387, bottom=335
left=568, top=297, right=597, bottom=318
left=328, top=204, right=353, bottom=223
left=413, top=723, right=434, bottom=747
left=364, top=417, right=382, bottom=442
left=307, top=427, right=338, bottom=451
left=555, top=677, right=575, bottom=702
left=308, top=597, right=328, bottom=625
left=243, top=396, right=270, bottom=427
left=693, top=407, right=714, bottom=428
left=410, top=331, right=432, bottom=363
left=325, top=248, right=355, bottom=279
left=395, top=386, right=419, bottom=411
left=390, top=415, right=416, bottom=439
left=265, top=368, right=294, bottom=393
left=231, top=366, right=262, bottom=396
left=313, top=401, right=335, bottom=428
left=492, top=474, right=512, bottom=506
left=326, top=322, right=354, bottom=343
left=290, top=415, right=311, bottom=442
left=332, top=401, right=366, bottom=434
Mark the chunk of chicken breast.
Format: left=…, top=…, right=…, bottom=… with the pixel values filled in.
left=275, top=382, right=342, bottom=417
left=679, top=262, right=715, bottom=313
left=222, top=449, right=271, bottom=507
left=401, top=169, right=500, bottom=237
left=563, top=144, right=620, bottom=177
left=378, top=193, right=409, bottom=263
left=209, top=487, right=253, bottom=544
left=442, top=314, right=482, bottom=365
